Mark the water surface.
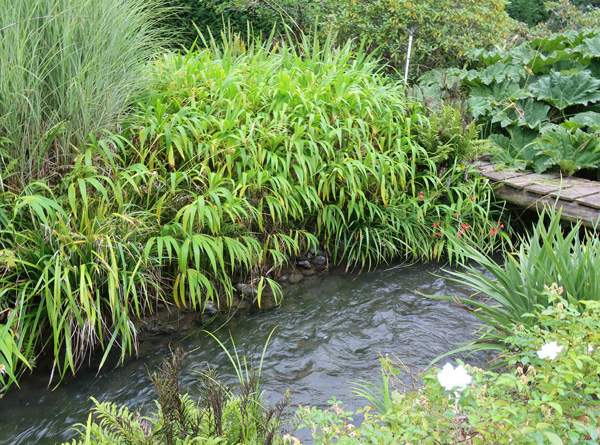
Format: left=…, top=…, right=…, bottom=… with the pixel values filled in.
left=0, top=262, right=490, bottom=444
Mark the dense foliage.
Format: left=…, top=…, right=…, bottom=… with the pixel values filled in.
left=328, top=0, right=517, bottom=78
left=422, top=27, right=600, bottom=175
left=63, top=345, right=289, bottom=444
left=161, top=0, right=285, bottom=47
left=506, top=0, right=550, bottom=26
left=0, top=29, right=503, bottom=392
left=428, top=207, right=600, bottom=357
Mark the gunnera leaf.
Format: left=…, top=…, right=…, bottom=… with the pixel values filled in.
left=478, top=63, right=525, bottom=85
left=468, top=82, right=530, bottom=119
left=489, top=125, right=541, bottom=169
left=533, top=126, right=600, bottom=176
left=530, top=50, right=574, bottom=74
left=491, top=98, right=550, bottom=129
left=574, top=35, right=600, bottom=59
left=466, top=48, right=508, bottom=66
left=567, top=111, right=600, bottom=131
left=529, top=70, right=600, bottom=110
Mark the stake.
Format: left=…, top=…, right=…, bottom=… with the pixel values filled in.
left=404, top=28, right=414, bottom=85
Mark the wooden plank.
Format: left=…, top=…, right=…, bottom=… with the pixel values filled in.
left=576, top=192, right=600, bottom=209
left=481, top=170, right=526, bottom=182
left=499, top=174, right=539, bottom=190
left=526, top=182, right=568, bottom=195
left=551, top=183, right=600, bottom=201
left=494, top=186, right=600, bottom=227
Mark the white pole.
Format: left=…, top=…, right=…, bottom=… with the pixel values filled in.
left=404, top=29, right=413, bottom=85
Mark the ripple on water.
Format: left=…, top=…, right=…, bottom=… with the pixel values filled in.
left=0, top=261, right=493, bottom=445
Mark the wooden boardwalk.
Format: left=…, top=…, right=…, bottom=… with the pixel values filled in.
left=474, top=159, right=600, bottom=227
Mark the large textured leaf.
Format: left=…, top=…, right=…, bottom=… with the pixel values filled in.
left=529, top=70, right=600, bottom=110
left=468, top=82, right=529, bottom=118
left=574, top=35, right=600, bottom=58
left=489, top=125, right=541, bottom=169
left=533, top=126, right=600, bottom=176
left=491, top=98, right=550, bottom=129
left=466, top=48, right=507, bottom=66
left=567, top=111, right=600, bottom=131
left=530, top=50, right=573, bottom=73
left=478, top=63, right=525, bottom=85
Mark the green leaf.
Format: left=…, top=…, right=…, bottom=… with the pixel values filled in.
left=541, top=430, right=564, bottom=445
left=574, top=35, right=600, bottom=58
left=533, top=126, right=600, bottom=175
left=518, top=99, right=551, bottom=129
left=489, top=126, right=540, bottom=169
left=567, top=111, right=600, bottom=131
left=491, top=98, right=550, bottom=129
left=468, top=82, right=530, bottom=119
left=529, top=70, right=600, bottom=110
left=530, top=50, right=573, bottom=73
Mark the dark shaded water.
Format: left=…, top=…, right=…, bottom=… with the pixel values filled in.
left=0, top=262, right=491, bottom=444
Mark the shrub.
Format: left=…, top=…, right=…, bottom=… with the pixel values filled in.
left=536, top=0, right=600, bottom=34
left=328, top=0, right=518, bottom=79
left=506, top=0, right=550, bottom=26
left=0, top=31, right=506, bottom=392
left=0, top=0, right=166, bottom=190
left=161, top=0, right=284, bottom=48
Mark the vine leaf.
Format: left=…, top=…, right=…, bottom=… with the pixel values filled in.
left=529, top=70, right=600, bottom=110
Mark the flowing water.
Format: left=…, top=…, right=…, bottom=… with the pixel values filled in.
left=0, top=262, right=492, bottom=444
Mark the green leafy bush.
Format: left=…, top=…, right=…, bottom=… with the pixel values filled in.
left=535, top=0, right=600, bottom=35
left=506, top=0, right=550, bottom=26
left=160, top=0, right=285, bottom=48
left=0, top=31, right=505, bottom=392
left=294, top=292, right=600, bottom=444
left=426, top=27, right=600, bottom=175
left=328, top=0, right=518, bottom=78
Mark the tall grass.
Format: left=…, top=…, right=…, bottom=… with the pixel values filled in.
left=0, top=0, right=165, bottom=189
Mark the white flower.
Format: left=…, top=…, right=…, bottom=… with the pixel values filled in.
left=588, top=344, right=594, bottom=353
left=536, top=341, right=563, bottom=360
left=437, top=363, right=472, bottom=392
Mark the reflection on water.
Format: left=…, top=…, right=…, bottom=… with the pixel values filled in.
left=0, top=261, right=490, bottom=444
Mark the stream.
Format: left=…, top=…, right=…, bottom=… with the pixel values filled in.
left=0, top=261, right=492, bottom=444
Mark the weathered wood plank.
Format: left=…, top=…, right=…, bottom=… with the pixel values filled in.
left=576, top=192, right=600, bottom=209
left=474, top=160, right=600, bottom=226
left=494, top=185, right=600, bottom=227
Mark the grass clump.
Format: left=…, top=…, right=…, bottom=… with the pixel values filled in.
left=427, top=207, right=600, bottom=354
left=0, top=0, right=165, bottom=190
